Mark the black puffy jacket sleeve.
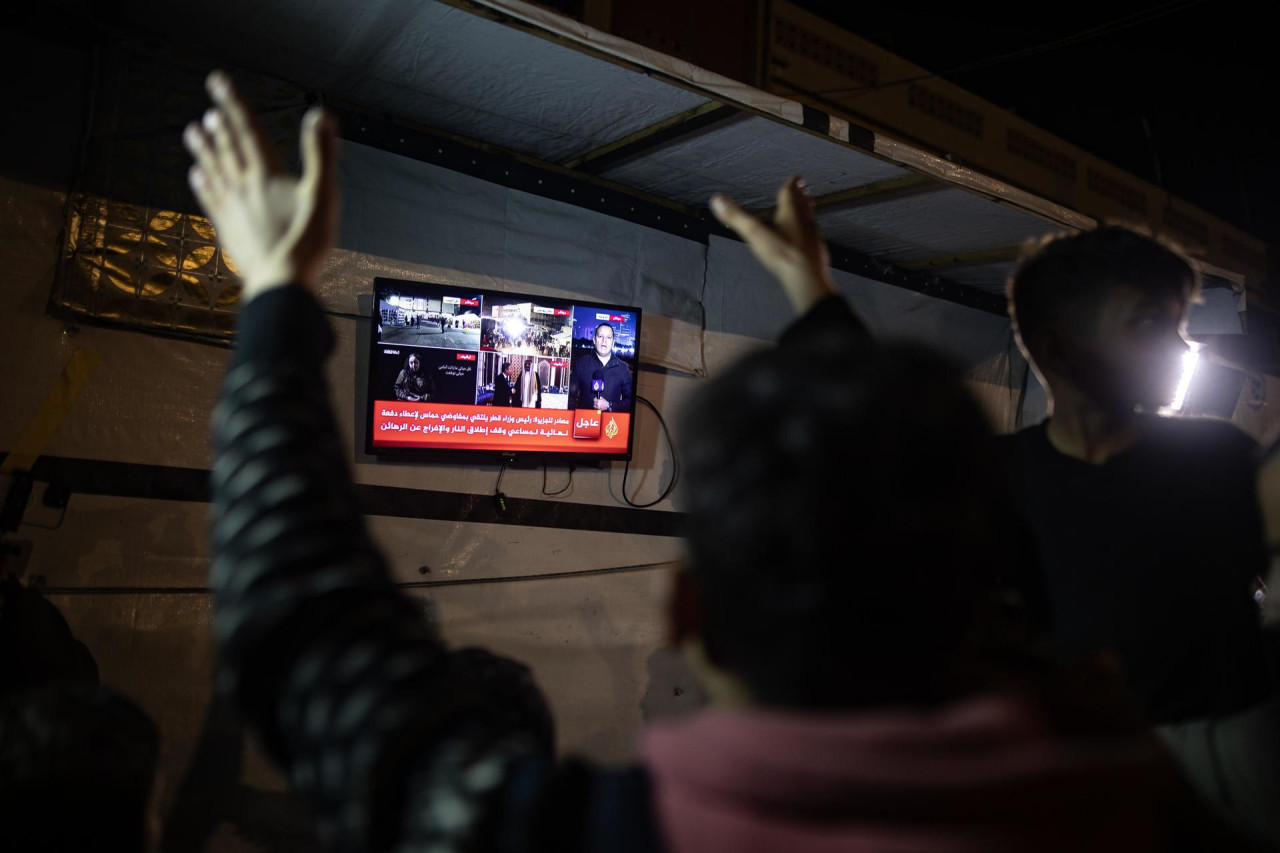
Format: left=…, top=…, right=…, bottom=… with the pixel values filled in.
left=209, top=286, right=553, bottom=852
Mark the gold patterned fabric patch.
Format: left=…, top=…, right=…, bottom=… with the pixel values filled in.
left=51, top=45, right=309, bottom=342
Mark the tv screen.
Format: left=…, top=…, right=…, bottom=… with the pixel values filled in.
left=366, top=277, right=642, bottom=462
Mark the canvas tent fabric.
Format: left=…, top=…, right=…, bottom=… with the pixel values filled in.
left=55, top=0, right=1129, bottom=364
left=50, top=0, right=1247, bottom=399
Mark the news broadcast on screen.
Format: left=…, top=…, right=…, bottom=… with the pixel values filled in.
left=367, top=277, right=641, bottom=460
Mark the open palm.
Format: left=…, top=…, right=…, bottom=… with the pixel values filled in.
left=183, top=72, right=338, bottom=302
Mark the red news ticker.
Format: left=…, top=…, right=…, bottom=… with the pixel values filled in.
left=460, top=298, right=480, bottom=306
left=373, top=401, right=630, bottom=453
left=456, top=353, right=477, bottom=361
left=554, top=308, right=571, bottom=316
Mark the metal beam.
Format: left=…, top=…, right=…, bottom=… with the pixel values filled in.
left=897, top=245, right=1025, bottom=271
left=564, top=102, right=741, bottom=173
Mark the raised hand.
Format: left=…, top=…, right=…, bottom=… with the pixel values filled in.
left=710, top=176, right=836, bottom=316
left=183, top=71, right=338, bottom=302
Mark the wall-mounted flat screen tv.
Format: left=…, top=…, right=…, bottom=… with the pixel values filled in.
left=366, top=277, right=642, bottom=463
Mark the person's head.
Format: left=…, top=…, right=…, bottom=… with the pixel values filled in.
left=593, top=323, right=615, bottom=359
left=0, top=682, right=160, bottom=852
left=1008, top=225, right=1199, bottom=413
left=675, top=333, right=1018, bottom=710
left=406, top=353, right=420, bottom=373
left=503, top=360, right=519, bottom=379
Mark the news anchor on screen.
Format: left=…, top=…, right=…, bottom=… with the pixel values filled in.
left=568, top=323, right=632, bottom=412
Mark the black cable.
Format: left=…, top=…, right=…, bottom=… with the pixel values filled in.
left=621, top=395, right=679, bottom=509
left=493, top=463, right=508, bottom=515
left=541, top=463, right=573, bottom=497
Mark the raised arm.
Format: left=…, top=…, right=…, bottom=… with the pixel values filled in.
left=188, top=72, right=551, bottom=851
left=711, top=176, right=867, bottom=345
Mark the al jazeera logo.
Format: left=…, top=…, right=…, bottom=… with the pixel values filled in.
left=604, top=416, right=619, bottom=440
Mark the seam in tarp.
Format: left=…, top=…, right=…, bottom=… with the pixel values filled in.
left=39, top=560, right=675, bottom=596
left=6, top=453, right=686, bottom=538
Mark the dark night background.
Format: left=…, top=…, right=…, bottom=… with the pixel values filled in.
left=793, top=0, right=1278, bottom=272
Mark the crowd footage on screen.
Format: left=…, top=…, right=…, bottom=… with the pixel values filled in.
left=378, top=288, right=482, bottom=351
left=480, top=298, right=573, bottom=359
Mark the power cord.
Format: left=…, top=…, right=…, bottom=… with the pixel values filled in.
left=541, top=463, right=574, bottom=496
left=622, top=395, right=679, bottom=508
left=493, top=463, right=507, bottom=516
left=491, top=396, right=672, bottom=510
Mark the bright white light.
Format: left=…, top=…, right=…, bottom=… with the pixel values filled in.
left=1170, top=349, right=1200, bottom=411
left=503, top=318, right=527, bottom=338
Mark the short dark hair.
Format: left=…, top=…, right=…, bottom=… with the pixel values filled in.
left=679, top=333, right=1017, bottom=709
left=0, top=682, right=159, bottom=852
left=1008, top=225, right=1198, bottom=347
left=594, top=323, right=614, bottom=338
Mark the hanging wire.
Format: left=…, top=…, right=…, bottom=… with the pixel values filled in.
left=541, top=463, right=573, bottom=496
left=621, top=395, right=679, bottom=508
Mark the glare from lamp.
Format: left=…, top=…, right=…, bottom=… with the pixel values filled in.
left=1170, top=349, right=1201, bottom=412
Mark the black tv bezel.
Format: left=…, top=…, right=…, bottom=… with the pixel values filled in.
left=365, top=276, right=643, bottom=465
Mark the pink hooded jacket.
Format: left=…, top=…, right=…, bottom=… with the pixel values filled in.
left=641, top=692, right=1170, bottom=852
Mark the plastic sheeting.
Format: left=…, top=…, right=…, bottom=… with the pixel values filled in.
left=115, top=0, right=711, bottom=165
left=53, top=43, right=711, bottom=370
left=60, top=2, right=1116, bottom=349
left=96, top=0, right=1093, bottom=303
left=819, top=188, right=1063, bottom=265
left=25, top=494, right=679, bottom=763
left=598, top=114, right=906, bottom=208
left=1187, top=286, right=1244, bottom=335
left=704, top=236, right=1025, bottom=431
left=944, top=261, right=1018, bottom=294
left=705, top=236, right=1017, bottom=368
left=872, top=135, right=1096, bottom=232
left=331, top=142, right=707, bottom=374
